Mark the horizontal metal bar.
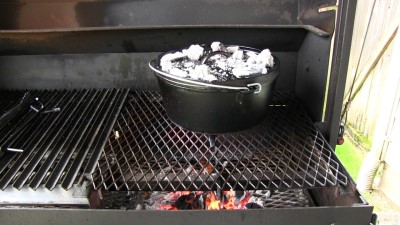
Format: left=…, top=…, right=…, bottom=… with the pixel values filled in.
left=0, top=206, right=374, bottom=225
left=0, top=185, right=88, bottom=206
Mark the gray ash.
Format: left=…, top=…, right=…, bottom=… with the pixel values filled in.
left=102, top=190, right=310, bottom=210
left=160, top=42, right=274, bottom=82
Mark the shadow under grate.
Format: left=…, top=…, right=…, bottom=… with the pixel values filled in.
left=91, top=91, right=347, bottom=191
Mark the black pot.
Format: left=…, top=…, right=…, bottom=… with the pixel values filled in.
left=149, top=46, right=279, bottom=134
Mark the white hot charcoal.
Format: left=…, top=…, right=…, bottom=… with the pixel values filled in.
left=246, top=55, right=257, bottom=65
left=232, top=67, right=250, bottom=77
left=257, top=49, right=274, bottom=67
left=159, top=42, right=274, bottom=82
left=160, top=51, right=186, bottom=71
left=262, top=67, right=268, bottom=74
left=231, top=50, right=244, bottom=60
left=187, top=65, right=218, bottom=81
left=184, top=44, right=204, bottom=60
left=203, top=74, right=218, bottom=81
left=160, top=52, right=186, bottom=65
left=215, top=60, right=228, bottom=71
left=160, top=61, right=173, bottom=72
left=246, top=51, right=257, bottom=57
left=232, top=64, right=264, bottom=78
left=226, top=46, right=239, bottom=53
left=210, top=41, right=228, bottom=52
left=211, top=42, right=222, bottom=51
left=170, top=68, right=187, bottom=77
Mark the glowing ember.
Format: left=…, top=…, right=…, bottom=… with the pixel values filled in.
left=222, top=191, right=251, bottom=209
left=153, top=191, right=252, bottom=210
left=103, top=190, right=309, bottom=210
left=205, top=192, right=220, bottom=210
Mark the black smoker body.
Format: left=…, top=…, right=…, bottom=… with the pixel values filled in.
left=0, top=1, right=373, bottom=225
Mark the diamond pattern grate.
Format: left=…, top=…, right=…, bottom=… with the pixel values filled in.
left=91, top=91, right=347, bottom=191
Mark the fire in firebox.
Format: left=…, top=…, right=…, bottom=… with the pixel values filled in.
left=104, top=190, right=311, bottom=211
left=142, top=191, right=254, bottom=210
left=103, top=189, right=311, bottom=210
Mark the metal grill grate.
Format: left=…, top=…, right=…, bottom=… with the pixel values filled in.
left=262, top=190, right=311, bottom=208
left=92, top=91, right=347, bottom=191
left=0, top=89, right=128, bottom=190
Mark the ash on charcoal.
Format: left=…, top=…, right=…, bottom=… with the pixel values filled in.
left=234, top=191, right=246, bottom=205
left=174, top=193, right=204, bottom=210
left=103, top=191, right=146, bottom=210
left=102, top=190, right=310, bottom=210
left=160, top=42, right=274, bottom=82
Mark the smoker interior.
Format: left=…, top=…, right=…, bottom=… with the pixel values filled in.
left=0, top=0, right=374, bottom=224
left=0, top=27, right=367, bottom=206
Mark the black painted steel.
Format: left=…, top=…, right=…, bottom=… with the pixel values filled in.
left=0, top=89, right=128, bottom=190
left=91, top=91, right=347, bottom=191
left=61, top=89, right=128, bottom=190
left=0, top=206, right=374, bottom=225
left=0, top=0, right=300, bottom=30
left=150, top=50, right=279, bottom=133
left=324, top=0, right=358, bottom=147
left=0, top=92, right=31, bottom=130
left=0, top=27, right=309, bottom=55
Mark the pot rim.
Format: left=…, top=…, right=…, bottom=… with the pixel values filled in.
left=149, top=61, right=257, bottom=92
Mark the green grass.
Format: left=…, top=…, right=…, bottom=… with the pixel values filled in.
left=335, top=139, right=366, bottom=181
left=347, top=125, right=372, bottom=150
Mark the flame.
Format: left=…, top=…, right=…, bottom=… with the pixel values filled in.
left=154, top=191, right=251, bottom=210
left=205, top=192, right=221, bottom=210
left=223, top=191, right=236, bottom=209
left=155, top=191, right=192, bottom=210
left=221, top=191, right=250, bottom=209
left=205, top=191, right=250, bottom=210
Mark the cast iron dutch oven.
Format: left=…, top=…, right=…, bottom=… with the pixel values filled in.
left=149, top=46, right=280, bottom=134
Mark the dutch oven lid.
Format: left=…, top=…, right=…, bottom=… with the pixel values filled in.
left=149, top=45, right=280, bottom=92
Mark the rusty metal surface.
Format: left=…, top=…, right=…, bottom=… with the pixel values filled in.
left=0, top=0, right=298, bottom=30
left=298, top=0, right=337, bottom=33
left=0, top=0, right=338, bottom=35
left=0, top=0, right=337, bottom=33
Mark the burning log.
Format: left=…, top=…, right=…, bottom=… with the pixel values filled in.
left=135, top=190, right=272, bottom=211
left=174, top=193, right=204, bottom=210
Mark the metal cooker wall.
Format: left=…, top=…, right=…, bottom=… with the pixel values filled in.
left=0, top=51, right=298, bottom=92
left=0, top=0, right=335, bottom=32
left=0, top=206, right=373, bottom=225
